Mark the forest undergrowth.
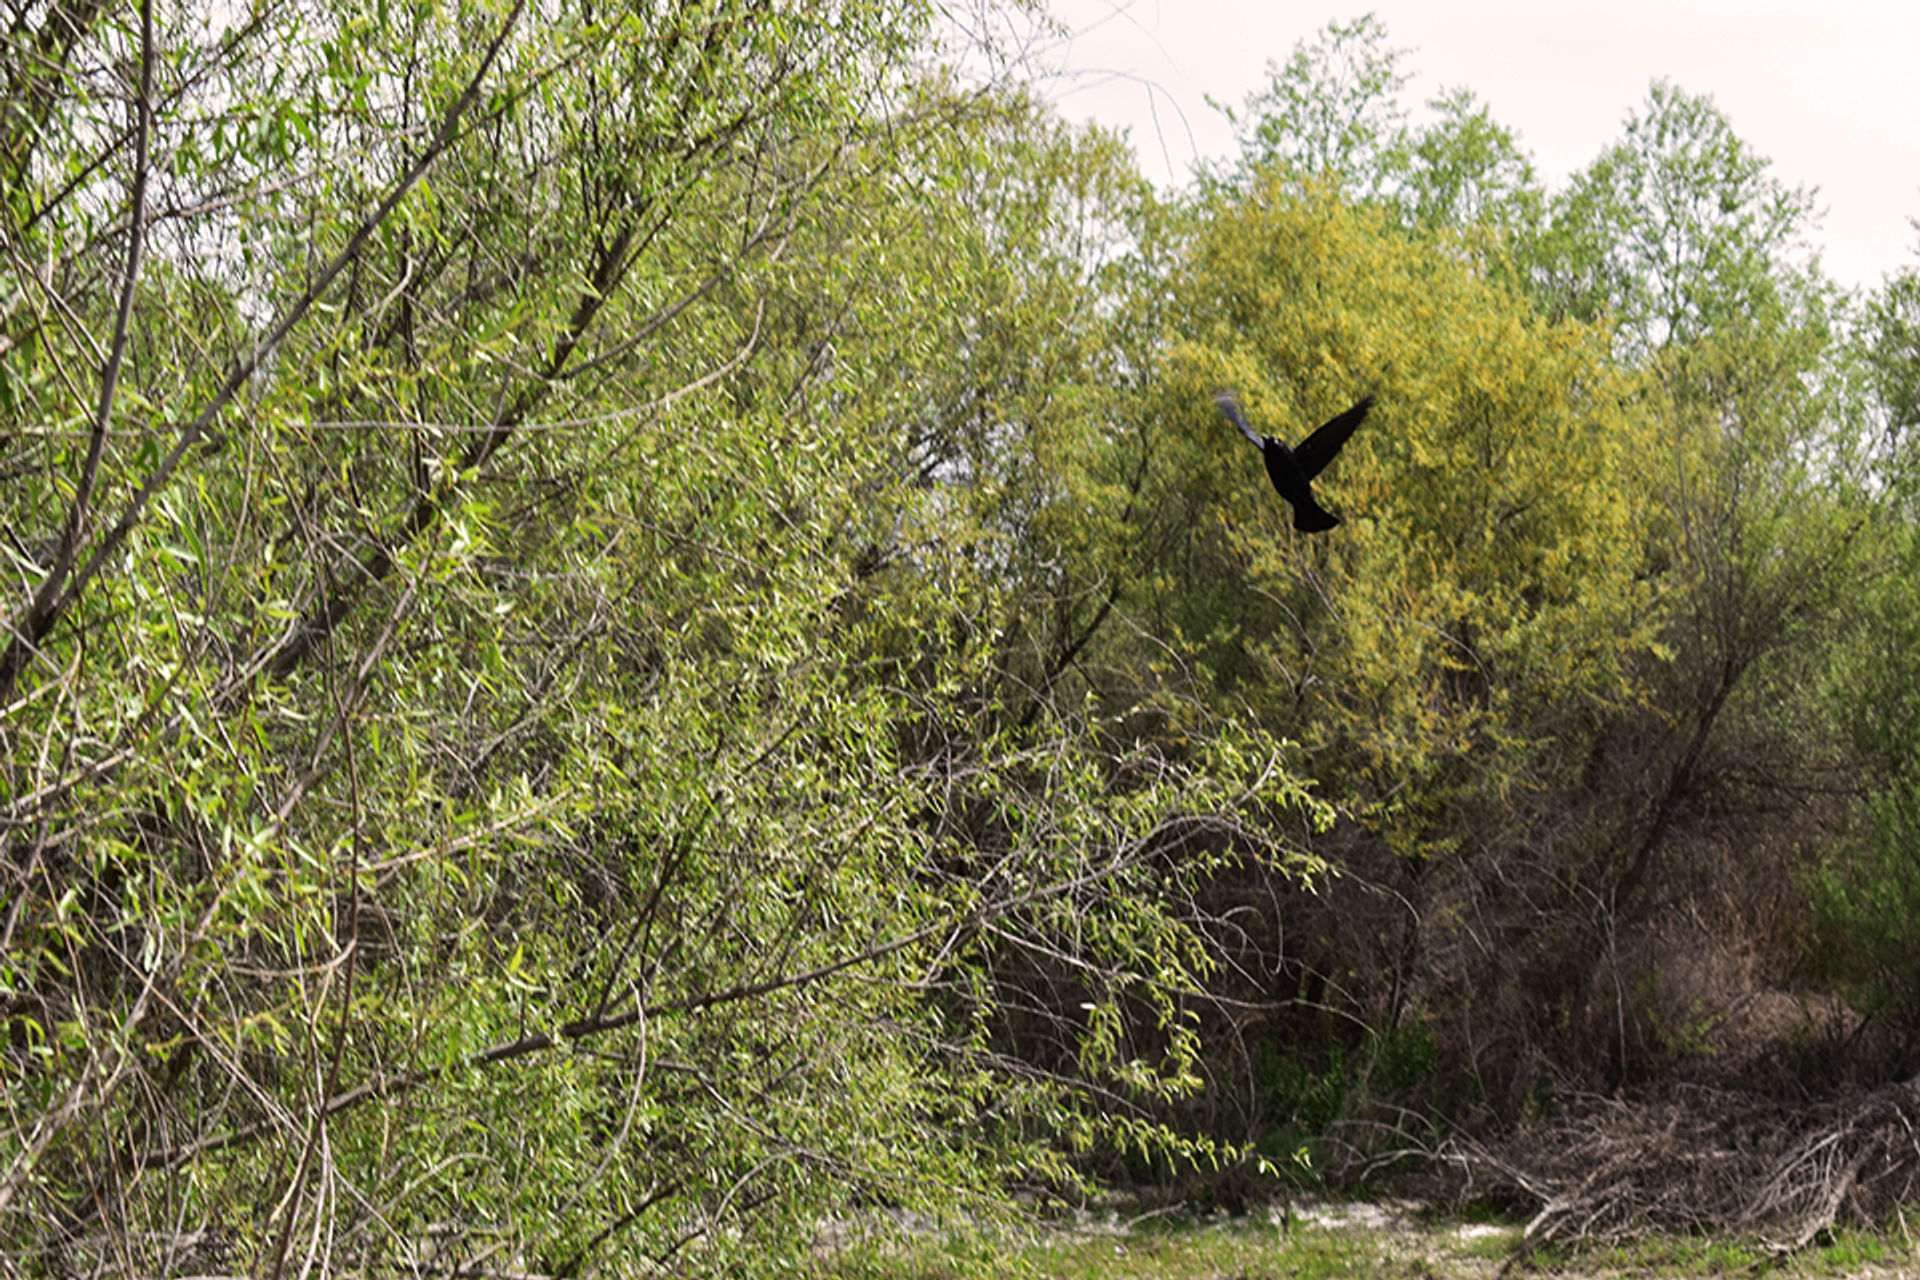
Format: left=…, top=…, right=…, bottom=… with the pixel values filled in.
left=6, top=5, right=1920, bottom=1277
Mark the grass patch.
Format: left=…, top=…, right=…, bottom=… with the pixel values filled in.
left=1519, top=1221, right=1914, bottom=1276
left=817, top=1203, right=1920, bottom=1279
left=818, top=1206, right=1513, bottom=1279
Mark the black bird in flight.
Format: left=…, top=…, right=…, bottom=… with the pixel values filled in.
left=1214, top=389, right=1374, bottom=533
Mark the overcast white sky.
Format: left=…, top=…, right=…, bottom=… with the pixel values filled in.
left=1032, top=0, right=1920, bottom=293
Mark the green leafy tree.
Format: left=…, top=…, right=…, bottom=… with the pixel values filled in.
left=1804, top=524, right=1920, bottom=1060
left=1212, top=15, right=1542, bottom=240
left=1525, top=80, right=1822, bottom=354
left=0, top=2, right=1335, bottom=1269
left=1801, top=253, right=1920, bottom=1065
left=1502, top=81, right=1881, bottom=1087
left=1076, top=174, right=1666, bottom=1135
left=1147, top=176, right=1653, bottom=841
left=1216, top=13, right=1411, bottom=196
left=1864, top=254, right=1920, bottom=503
left=1403, top=86, right=1541, bottom=238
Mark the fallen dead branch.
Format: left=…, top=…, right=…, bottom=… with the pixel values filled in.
left=1441, top=1074, right=1920, bottom=1252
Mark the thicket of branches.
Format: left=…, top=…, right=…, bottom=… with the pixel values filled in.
left=5, top=4, right=1920, bottom=1275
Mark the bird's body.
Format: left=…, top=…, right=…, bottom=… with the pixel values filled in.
left=1214, top=389, right=1373, bottom=532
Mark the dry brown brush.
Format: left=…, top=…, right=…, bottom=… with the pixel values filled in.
left=1445, top=1076, right=1920, bottom=1251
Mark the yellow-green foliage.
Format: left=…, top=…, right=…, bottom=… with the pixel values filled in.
left=1146, top=176, right=1660, bottom=845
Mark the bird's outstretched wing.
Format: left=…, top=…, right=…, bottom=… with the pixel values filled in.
left=1213, top=389, right=1265, bottom=449
left=1293, top=394, right=1374, bottom=481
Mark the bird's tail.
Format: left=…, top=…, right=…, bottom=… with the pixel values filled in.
left=1294, top=500, right=1341, bottom=533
